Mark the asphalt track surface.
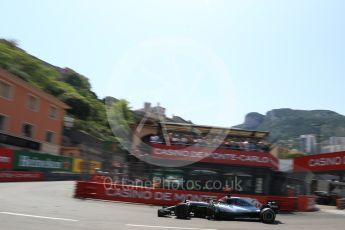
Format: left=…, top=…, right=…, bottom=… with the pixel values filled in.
left=0, top=181, right=344, bottom=230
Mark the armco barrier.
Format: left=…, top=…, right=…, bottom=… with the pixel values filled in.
left=0, top=171, right=44, bottom=182
left=74, top=181, right=302, bottom=212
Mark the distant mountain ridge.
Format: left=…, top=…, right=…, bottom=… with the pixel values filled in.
left=235, top=109, right=345, bottom=147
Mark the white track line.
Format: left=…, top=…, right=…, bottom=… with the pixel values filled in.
left=126, top=224, right=217, bottom=230
left=0, top=212, right=79, bottom=222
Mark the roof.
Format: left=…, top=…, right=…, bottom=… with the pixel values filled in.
left=159, top=122, right=269, bottom=139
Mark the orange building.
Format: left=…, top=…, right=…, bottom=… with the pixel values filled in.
left=0, top=68, right=69, bottom=154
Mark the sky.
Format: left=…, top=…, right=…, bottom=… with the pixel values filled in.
left=1, top=0, right=345, bottom=127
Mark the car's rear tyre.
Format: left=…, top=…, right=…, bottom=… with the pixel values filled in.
left=175, top=204, right=189, bottom=219
left=261, top=208, right=276, bottom=224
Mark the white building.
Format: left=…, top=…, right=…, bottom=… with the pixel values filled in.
left=321, top=136, right=345, bottom=153
left=321, top=145, right=345, bottom=153
left=300, top=134, right=317, bottom=154
left=140, top=102, right=166, bottom=119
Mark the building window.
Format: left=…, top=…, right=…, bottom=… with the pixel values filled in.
left=49, top=106, right=58, bottom=119
left=0, top=114, right=8, bottom=131
left=0, top=80, right=12, bottom=99
left=45, top=131, right=55, bottom=143
left=27, top=95, right=39, bottom=111
left=22, top=123, right=34, bottom=138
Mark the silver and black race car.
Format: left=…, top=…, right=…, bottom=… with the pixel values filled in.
left=157, top=197, right=279, bottom=224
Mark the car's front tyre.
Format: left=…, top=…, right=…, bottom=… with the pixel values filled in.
left=260, top=208, right=276, bottom=224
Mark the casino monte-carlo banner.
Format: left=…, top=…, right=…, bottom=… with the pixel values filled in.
left=13, top=150, right=73, bottom=172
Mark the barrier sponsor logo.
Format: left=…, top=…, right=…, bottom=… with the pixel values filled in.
left=104, top=186, right=219, bottom=203
left=14, top=150, right=72, bottom=171
left=294, top=151, right=345, bottom=172
left=19, top=155, right=63, bottom=169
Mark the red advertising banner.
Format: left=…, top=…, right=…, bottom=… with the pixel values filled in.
left=0, top=148, right=13, bottom=170
left=0, top=171, right=44, bottom=182
left=150, top=144, right=278, bottom=170
left=75, top=182, right=300, bottom=212
left=293, top=151, right=345, bottom=172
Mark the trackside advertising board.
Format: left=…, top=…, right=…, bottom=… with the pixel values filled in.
left=13, top=150, right=72, bottom=172
left=294, top=151, right=345, bottom=172
left=151, top=144, right=279, bottom=170
left=75, top=182, right=300, bottom=212
left=72, top=158, right=102, bottom=174
left=72, top=158, right=83, bottom=173
left=0, top=148, right=14, bottom=169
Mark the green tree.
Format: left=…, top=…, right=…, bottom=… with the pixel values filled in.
left=61, top=69, right=91, bottom=91
left=60, top=92, right=92, bottom=120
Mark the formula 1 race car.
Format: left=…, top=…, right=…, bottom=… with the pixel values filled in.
left=157, top=197, right=279, bottom=224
